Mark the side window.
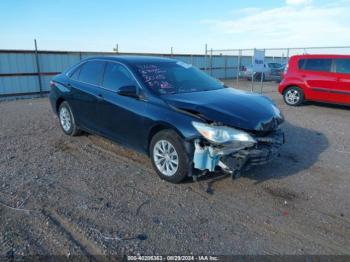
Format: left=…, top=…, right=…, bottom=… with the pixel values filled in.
left=335, top=59, right=350, bottom=74
left=102, top=62, right=135, bottom=91
left=78, top=61, right=105, bottom=85
left=298, top=59, right=306, bottom=69
left=301, top=58, right=332, bottom=72
left=70, top=66, right=82, bottom=80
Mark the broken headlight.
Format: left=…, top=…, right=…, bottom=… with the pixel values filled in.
left=192, top=121, right=256, bottom=145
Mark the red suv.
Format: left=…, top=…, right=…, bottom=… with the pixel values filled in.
left=278, top=54, right=350, bottom=106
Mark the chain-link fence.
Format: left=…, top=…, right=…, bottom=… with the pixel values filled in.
left=205, top=46, right=350, bottom=79
left=205, top=46, right=350, bottom=92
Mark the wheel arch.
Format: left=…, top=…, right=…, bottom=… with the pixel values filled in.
left=56, top=97, right=65, bottom=113
left=146, top=123, right=187, bottom=156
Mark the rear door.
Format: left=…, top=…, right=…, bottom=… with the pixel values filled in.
left=69, top=60, right=106, bottom=131
left=334, top=58, right=350, bottom=104
left=298, top=58, right=336, bottom=102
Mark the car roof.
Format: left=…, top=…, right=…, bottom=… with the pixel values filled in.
left=83, top=55, right=177, bottom=65
left=290, top=54, right=350, bottom=59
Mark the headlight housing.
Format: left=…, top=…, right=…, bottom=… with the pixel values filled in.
left=192, top=121, right=256, bottom=145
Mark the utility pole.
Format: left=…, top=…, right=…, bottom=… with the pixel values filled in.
left=113, top=43, right=119, bottom=53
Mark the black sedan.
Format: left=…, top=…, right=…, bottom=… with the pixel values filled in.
left=49, top=56, right=284, bottom=183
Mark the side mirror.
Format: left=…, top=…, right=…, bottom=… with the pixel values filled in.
left=117, top=85, right=138, bottom=98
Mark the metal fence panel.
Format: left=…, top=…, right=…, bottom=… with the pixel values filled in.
left=192, top=56, right=207, bottom=69
left=39, top=53, right=81, bottom=73
left=0, top=53, right=36, bottom=74
left=0, top=76, right=39, bottom=95
left=40, top=75, right=54, bottom=92
left=2, top=46, right=349, bottom=97
left=0, top=50, right=274, bottom=96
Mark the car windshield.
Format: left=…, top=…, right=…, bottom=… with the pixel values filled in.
left=132, top=61, right=225, bottom=95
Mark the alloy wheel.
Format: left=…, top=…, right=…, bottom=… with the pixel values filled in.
left=285, top=89, right=300, bottom=105
left=59, top=107, right=72, bottom=132
left=153, top=140, right=179, bottom=176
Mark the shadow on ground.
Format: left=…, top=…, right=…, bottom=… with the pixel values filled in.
left=194, top=121, right=329, bottom=192
left=248, top=121, right=328, bottom=183
left=82, top=119, right=329, bottom=194
left=304, top=101, right=350, bottom=111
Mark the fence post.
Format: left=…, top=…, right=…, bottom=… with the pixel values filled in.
left=34, top=39, right=43, bottom=96
left=204, top=44, right=208, bottom=72
left=210, top=48, right=213, bottom=76
left=286, top=48, right=290, bottom=63
left=236, top=49, right=241, bottom=87
left=224, top=55, right=227, bottom=80
left=260, top=49, right=265, bottom=94
left=79, top=52, right=82, bottom=60
left=251, top=49, right=255, bottom=92
left=171, top=47, right=173, bottom=56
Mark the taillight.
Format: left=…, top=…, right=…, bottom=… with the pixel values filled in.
left=50, top=80, right=56, bottom=88
left=283, top=64, right=289, bottom=74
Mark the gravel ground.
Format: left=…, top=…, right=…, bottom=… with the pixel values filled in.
left=0, top=80, right=350, bottom=257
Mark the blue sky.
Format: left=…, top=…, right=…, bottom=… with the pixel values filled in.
left=1, top=0, right=349, bottom=53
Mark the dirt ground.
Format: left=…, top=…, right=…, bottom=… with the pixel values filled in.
left=0, top=80, right=350, bottom=257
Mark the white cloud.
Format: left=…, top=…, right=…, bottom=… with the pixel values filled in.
left=202, top=1, right=350, bottom=49
left=231, top=7, right=261, bottom=15
left=286, top=0, right=312, bottom=5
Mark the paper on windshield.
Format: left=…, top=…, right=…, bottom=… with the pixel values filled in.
left=176, top=61, right=192, bottom=69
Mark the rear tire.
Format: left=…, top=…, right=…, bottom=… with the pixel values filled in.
left=253, top=72, right=265, bottom=81
left=58, top=101, right=81, bottom=136
left=283, top=86, right=304, bottom=106
left=150, top=130, right=190, bottom=183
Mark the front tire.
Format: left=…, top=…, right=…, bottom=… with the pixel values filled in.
left=283, top=86, right=304, bottom=106
left=150, top=130, right=190, bottom=183
left=58, top=101, right=80, bottom=136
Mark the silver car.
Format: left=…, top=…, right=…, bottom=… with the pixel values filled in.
left=239, top=62, right=283, bottom=81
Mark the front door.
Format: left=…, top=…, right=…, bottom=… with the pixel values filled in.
left=95, top=62, right=148, bottom=149
left=299, top=58, right=336, bottom=102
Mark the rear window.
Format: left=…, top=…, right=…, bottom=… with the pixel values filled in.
left=78, top=61, right=105, bottom=85
left=70, top=66, right=81, bottom=80
left=335, top=59, right=350, bottom=74
left=298, top=58, right=332, bottom=72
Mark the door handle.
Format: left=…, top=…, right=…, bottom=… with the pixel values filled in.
left=97, top=94, right=104, bottom=101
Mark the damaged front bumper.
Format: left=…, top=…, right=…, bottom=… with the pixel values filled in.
left=193, top=129, right=284, bottom=175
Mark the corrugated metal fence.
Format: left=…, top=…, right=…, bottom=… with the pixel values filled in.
left=0, top=49, right=282, bottom=97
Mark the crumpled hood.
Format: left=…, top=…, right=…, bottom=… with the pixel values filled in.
left=163, top=88, right=284, bottom=132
